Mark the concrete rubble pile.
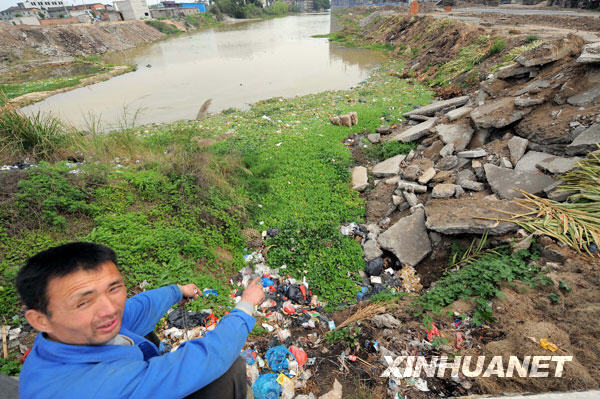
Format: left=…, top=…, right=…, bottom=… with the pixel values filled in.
left=349, top=33, right=600, bottom=301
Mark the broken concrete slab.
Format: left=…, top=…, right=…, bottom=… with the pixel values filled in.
left=377, top=208, right=431, bottom=266
left=402, top=190, right=419, bottom=207
left=567, top=124, right=600, bottom=155
left=389, top=118, right=437, bottom=143
left=446, top=106, right=473, bottom=121
left=402, top=96, right=469, bottom=118
left=484, top=163, right=556, bottom=200
left=576, top=42, right=600, bottom=64
left=418, top=167, right=436, bottom=185
left=439, top=142, right=454, bottom=157
left=508, top=136, right=529, bottom=165
left=423, top=140, right=444, bottom=161
left=567, top=85, right=600, bottom=107
left=425, top=198, right=525, bottom=235
left=470, top=98, right=532, bottom=129
left=514, top=80, right=551, bottom=96
left=367, top=133, right=381, bottom=143
left=457, top=148, right=487, bottom=158
left=363, top=239, right=383, bottom=262
left=371, top=314, right=402, bottom=329
left=515, top=35, right=582, bottom=67
left=436, top=123, right=474, bottom=152
left=514, top=96, right=545, bottom=108
left=402, top=164, right=421, bottom=181
left=536, top=156, right=582, bottom=174
left=436, top=155, right=459, bottom=171
left=397, top=180, right=428, bottom=193
left=432, top=184, right=462, bottom=198
left=515, top=151, right=555, bottom=173
left=494, top=63, right=537, bottom=80
left=372, top=154, right=406, bottom=177
left=351, top=166, right=368, bottom=191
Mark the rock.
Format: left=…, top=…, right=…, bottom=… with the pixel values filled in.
left=329, top=116, right=341, bottom=125
left=366, top=223, right=381, bottom=241
left=402, top=96, right=469, bottom=118
left=541, top=247, right=566, bottom=263
left=373, top=154, right=406, bottom=177
left=514, top=96, right=545, bottom=108
left=392, top=195, right=404, bottom=206
left=500, top=157, right=513, bottom=169
left=495, top=63, right=537, bottom=79
left=319, top=379, right=342, bottom=399
left=367, top=133, right=381, bottom=143
left=508, top=136, right=529, bottom=165
left=576, top=42, right=600, bottom=63
left=515, top=35, right=581, bottom=67
left=339, top=114, right=353, bottom=127
left=371, top=314, right=402, bottom=329
left=484, top=163, right=556, bottom=200
left=436, top=123, right=474, bottom=151
left=456, top=170, right=485, bottom=191
left=377, top=208, right=431, bottom=266
left=432, top=184, right=461, bottom=198
left=457, top=148, right=487, bottom=158
left=397, top=180, right=428, bottom=193
left=544, top=180, right=577, bottom=202
left=446, top=106, right=473, bottom=121
left=402, top=165, right=421, bottom=181
left=436, top=155, right=459, bottom=171
left=470, top=98, right=532, bottom=129
left=431, top=170, right=455, bottom=183
left=363, top=240, right=383, bottom=262
left=351, top=166, right=369, bottom=191
left=423, top=140, right=444, bottom=160
left=425, top=198, right=526, bottom=235
left=469, top=129, right=490, bottom=148
left=536, top=156, right=582, bottom=174
left=418, top=167, right=436, bottom=185
left=349, top=112, right=358, bottom=126
left=389, top=118, right=438, bottom=143
left=439, top=142, right=454, bottom=157
left=405, top=150, right=416, bottom=162
left=514, top=80, right=551, bottom=96
left=515, top=151, right=554, bottom=173
left=402, top=190, right=419, bottom=207
left=566, top=85, right=600, bottom=107
left=376, top=126, right=393, bottom=135
left=566, top=124, right=600, bottom=155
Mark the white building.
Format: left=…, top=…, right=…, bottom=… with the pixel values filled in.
left=18, top=1, right=65, bottom=10
left=114, top=0, right=150, bottom=20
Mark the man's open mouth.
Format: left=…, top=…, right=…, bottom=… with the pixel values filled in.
left=97, top=319, right=117, bottom=333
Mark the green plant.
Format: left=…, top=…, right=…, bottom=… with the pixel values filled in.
left=0, top=358, right=21, bottom=376
left=324, top=327, right=360, bottom=346
left=145, top=20, right=182, bottom=35
left=369, top=289, right=405, bottom=304
left=525, top=34, right=539, bottom=43
left=488, top=39, right=506, bottom=56
left=431, top=337, right=449, bottom=348
left=417, top=248, right=543, bottom=324
left=559, top=280, right=572, bottom=292
left=0, top=108, right=67, bottom=161
left=549, top=292, right=560, bottom=304
left=364, top=140, right=416, bottom=161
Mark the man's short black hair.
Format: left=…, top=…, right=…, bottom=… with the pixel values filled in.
left=16, top=242, right=117, bottom=315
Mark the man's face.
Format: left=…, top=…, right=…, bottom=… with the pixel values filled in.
left=36, top=261, right=127, bottom=345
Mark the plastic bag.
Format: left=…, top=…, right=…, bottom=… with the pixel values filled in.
left=241, top=349, right=257, bottom=365
left=288, top=346, right=308, bottom=367
left=253, top=373, right=282, bottom=399
left=265, top=345, right=292, bottom=372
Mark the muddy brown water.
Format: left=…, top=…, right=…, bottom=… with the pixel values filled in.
left=21, top=14, right=387, bottom=131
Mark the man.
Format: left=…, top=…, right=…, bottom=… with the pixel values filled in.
left=15, top=242, right=265, bottom=398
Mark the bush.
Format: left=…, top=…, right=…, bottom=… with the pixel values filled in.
left=313, top=0, right=330, bottom=10
left=268, top=1, right=288, bottom=16
left=0, top=107, right=67, bottom=161
left=145, top=20, right=182, bottom=35
left=525, top=34, right=539, bottom=44
left=488, top=39, right=506, bottom=56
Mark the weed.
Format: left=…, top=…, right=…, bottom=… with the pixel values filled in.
left=369, top=289, right=405, bottom=304
left=364, top=140, right=416, bottom=162
left=0, top=358, right=21, bottom=376
left=431, top=337, right=449, bottom=348
left=145, top=20, right=183, bottom=35
left=488, top=39, right=506, bottom=56
left=559, top=280, right=572, bottom=292
left=525, top=34, right=539, bottom=43
left=417, top=247, right=543, bottom=324
left=324, top=327, right=360, bottom=346
left=549, top=292, right=560, bottom=304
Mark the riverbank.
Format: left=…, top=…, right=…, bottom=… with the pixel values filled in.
left=2, top=8, right=600, bottom=398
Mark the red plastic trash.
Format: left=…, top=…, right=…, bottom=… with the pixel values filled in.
left=288, top=346, right=308, bottom=367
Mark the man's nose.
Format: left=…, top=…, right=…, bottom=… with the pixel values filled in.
left=96, top=294, right=119, bottom=316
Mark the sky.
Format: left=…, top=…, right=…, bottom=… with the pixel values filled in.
left=0, top=0, right=164, bottom=10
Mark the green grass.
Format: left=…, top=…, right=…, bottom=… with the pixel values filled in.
left=145, top=20, right=183, bottom=35
left=0, top=77, right=83, bottom=99
left=488, top=39, right=506, bottom=56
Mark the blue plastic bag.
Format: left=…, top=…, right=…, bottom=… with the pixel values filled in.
left=261, top=277, right=275, bottom=288
left=253, top=373, right=281, bottom=399
left=241, top=349, right=256, bottom=365
left=265, top=345, right=291, bottom=372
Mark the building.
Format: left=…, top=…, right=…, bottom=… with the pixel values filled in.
left=114, top=0, right=150, bottom=19
left=11, top=15, right=41, bottom=24
left=161, top=1, right=206, bottom=12
left=0, top=5, right=41, bottom=21
left=71, top=3, right=106, bottom=13
left=150, top=6, right=199, bottom=18
left=18, top=1, right=65, bottom=11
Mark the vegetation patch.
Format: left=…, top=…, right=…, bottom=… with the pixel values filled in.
left=145, top=20, right=183, bottom=35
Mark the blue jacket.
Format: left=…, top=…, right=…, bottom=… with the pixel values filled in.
left=19, top=285, right=256, bottom=398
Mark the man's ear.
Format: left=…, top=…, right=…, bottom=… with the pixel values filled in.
left=25, top=309, right=52, bottom=333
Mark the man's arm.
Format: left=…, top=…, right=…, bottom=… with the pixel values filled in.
left=121, top=285, right=183, bottom=336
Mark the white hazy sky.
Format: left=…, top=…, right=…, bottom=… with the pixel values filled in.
left=0, top=0, right=164, bottom=10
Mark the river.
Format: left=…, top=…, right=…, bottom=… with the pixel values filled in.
left=21, top=13, right=387, bottom=131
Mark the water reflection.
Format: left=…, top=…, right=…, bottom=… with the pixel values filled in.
left=22, top=14, right=387, bottom=130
